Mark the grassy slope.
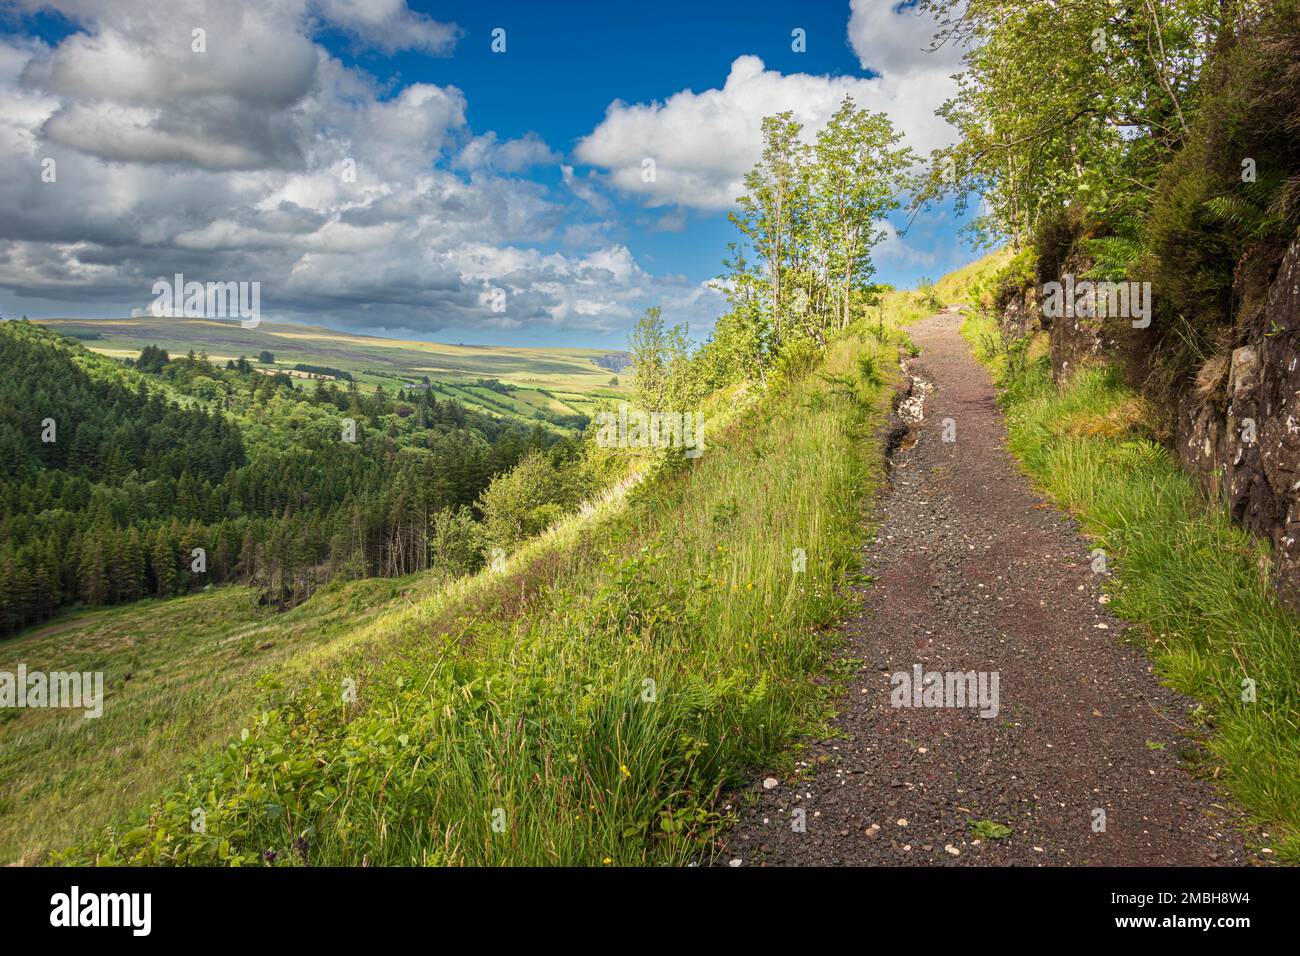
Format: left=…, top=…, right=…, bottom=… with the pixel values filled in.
left=933, top=247, right=1012, bottom=303
left=960, top=293, right=1300, bottom=862
left=0, top=576, right=447, bottom=864
left=47, top=329, right=894, bottom=866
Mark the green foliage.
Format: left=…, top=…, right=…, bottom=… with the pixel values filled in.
left=477, top=449, right=593, bottom=550
left=915, top=277, right=942, bottom=311
left=920, top=0, right=1231, bottom=243
left=628, top=307, right=700, bottom=411
left=633, top=99, right=912, bottom=422
left=969, top=819, right=1013, bottom=840
left=291, top=363, right=352, bottom=381
left=927, top=0, right=1299, bottom=412
left=1080, top=234, right=1146, bottom=282
left=0, top=321, right=567, bottom=633
left=1136, top=0, right=1300, bottom=395
left=55, top=333, right=893, bottom=867
left=429, top=506, right=484, bottom=577
left=717, top=98, right=913, bottom=380
left=856, top=354, right=883, bottom=388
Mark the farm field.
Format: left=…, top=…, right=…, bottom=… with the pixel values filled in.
left=37, top=317, right=632, bottom=427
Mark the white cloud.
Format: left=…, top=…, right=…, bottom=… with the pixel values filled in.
left=0, top=0, right=719, bottom=338
left=875, top=221, right=937, bottom=268
left=648, top=207, right=688, bottom=234
left=575, top=3, right=966, bottom=212
left=560, top=164, right=614, bottom=215
left=310, top=0, right=460, bottom=54
left=847, top=0, right=964, bottom=78
left=455, top=131, right=560, bottom=174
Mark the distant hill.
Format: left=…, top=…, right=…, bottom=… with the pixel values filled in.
left=37, top=316, right=632, bottom=426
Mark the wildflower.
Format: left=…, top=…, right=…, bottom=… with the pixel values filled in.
left=619, top=763, right=631, bottom=778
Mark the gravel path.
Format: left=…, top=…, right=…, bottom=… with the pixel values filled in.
left=719, top=309, right=1252, bottom=867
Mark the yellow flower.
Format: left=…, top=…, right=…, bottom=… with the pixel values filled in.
left=602, top=857, right=613, bottom=865
left=619, top=763, right=631, bottom=778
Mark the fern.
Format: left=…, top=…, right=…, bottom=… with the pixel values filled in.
left=1080, top=234, right=1146, bottom=281
left=1202, top=171, right=1289, bottom=240
left=1203, top=195, right=1267, bottom=231
left=1110, top=439, right=1166, bottom=472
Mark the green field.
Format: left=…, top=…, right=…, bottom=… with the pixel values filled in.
left=37, top=317, right=632, bottom=427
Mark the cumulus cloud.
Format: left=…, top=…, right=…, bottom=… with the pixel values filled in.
left=0, top=0, right=721, bottom=337
left=875, top=221, right=937, bottom=268
left=847, top=0, right=964, bottom=78
left=575, top=2, right=966, bottom=212
left=455, top=131, right=560, bottom=175
left=310, top=0, right=460, bottom=54
left=560, top=164, right=614, bottom=215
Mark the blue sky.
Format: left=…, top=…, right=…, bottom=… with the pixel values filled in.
left=0, top=0, right=978, bottom=348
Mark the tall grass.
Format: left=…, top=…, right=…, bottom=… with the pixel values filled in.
left=0, top=575, right=436, bottom=865
left=57, top=332, right=894, bottom=866
left=963, top=311, right=1300, bottom=861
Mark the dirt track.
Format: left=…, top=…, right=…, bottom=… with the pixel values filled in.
left=719, top=309, right=1252, bottom=866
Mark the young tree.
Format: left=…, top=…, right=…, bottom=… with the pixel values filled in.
left=732, top=112, right=806, bottom=349
left=813, top=97, right=915, bottom=331
left=628, top=306, right=694, bottom=410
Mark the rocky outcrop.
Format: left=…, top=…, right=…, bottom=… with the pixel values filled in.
left=996, top=237, right=1300, bottom=608
left=1012, top=252, right=1122, bottom=386
left=1175, top=238, right=1300, bottom=607
left=1047, top=307, right=1110, bottom=386
left=1047, top=254, right=1126, bottom=386
left=998, top=287, right=1041, bottom=340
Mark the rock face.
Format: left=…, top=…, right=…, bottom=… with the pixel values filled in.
left=999, top=238, right=1300, bottom=608
left=1175, top=238, right=1300, bottom=608
left=1047, top=306, right=1110, bottom=386
left=999, top=287, right=1041, bottom=340
left=1043, top=253, right=1121, bottom=386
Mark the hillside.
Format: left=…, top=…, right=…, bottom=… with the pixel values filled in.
left=3, top=320, right=899, bottom=866
left=0, top=319, right=582, bottom=639
left=36, top=317, right=632, bottom=427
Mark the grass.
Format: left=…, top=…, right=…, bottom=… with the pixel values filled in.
left=50, top=328, right=897, bottom=866
left=963, top=309, right=1300, bottom=862
left=934, top=247, right=1013, bottom=305
left=0, top=575, right=443, bottom=864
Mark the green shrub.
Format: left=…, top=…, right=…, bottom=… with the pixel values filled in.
left=477, top=450, right=593, bottom=550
